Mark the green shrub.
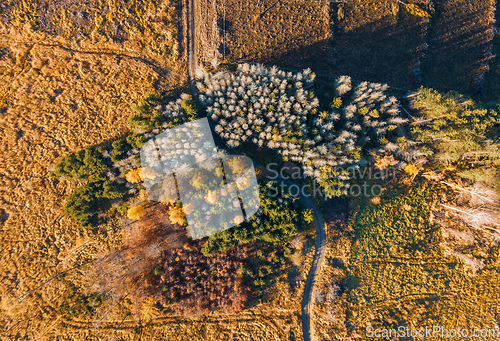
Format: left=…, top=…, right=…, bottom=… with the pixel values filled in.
left=52, top=147, right=108, bottom=179
left=201, top=181, right=307, bottom=256
left=64, top=172, right=124, bottom=227
left=111, top=138, right=131, bottom=162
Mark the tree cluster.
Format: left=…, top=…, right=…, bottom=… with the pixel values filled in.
left=410, top=87, right=500, bottom=165
left=63, top=172, right=124, bottom=227
left=196, top=64, right=411, bottom=197
left=92, top=202, right=250, bottom=318
left=201, top=180, right=307, bottom=256
left=127, top=93, right=197, bottom=131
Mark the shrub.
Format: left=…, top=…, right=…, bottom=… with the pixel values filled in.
left=111, top=138, right=131, bottom=162
left=64, top=172, right=124, bottom=227
left=126, top=133, right=146, bottom=149
left=52, top=147, right=108, bottom=179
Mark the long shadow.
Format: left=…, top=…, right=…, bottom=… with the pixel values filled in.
left=225, top=6, right=429, bottom=90
left=329, top=8, right=429, bottom=90
left=422, top=0, right=495, bottom=97
left=225, top=1, right=495, bottom=96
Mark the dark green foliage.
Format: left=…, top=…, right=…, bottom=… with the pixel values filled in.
left=128, top=93, right=194, bottom=130
left=201, top=181, right=306, bottom=257
left=111, top=138, right=131, bottom=162
left=128, top=112, right=153, bottom=130
left=410, top=87, right=500, bottom=164
left=132, top=92, right=162, bottom=115
left=126, top=133, right=146, bottom=149
left=52, top=147, right=108, bottom=179
left=64, top=172, right=124, bottom=227
left=239, top=244, right=290, bottom=293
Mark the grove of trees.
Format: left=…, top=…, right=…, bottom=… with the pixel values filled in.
left=196, top=63, right=413, bottom=197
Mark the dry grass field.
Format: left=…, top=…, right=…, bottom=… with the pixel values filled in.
left=0, top=0, right=176, bottom=338
left=207, top=0, right=331, bottom=70
left=332, top=0, right=431, bottom=89
left=0, top=1, right=316, bottom=339
left=422, top=0, right=496, bottom=95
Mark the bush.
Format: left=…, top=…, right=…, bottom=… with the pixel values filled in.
left=52, top=147, right=108, bottom=179
left=410, top=87, right=500, bottom=164
left=180, top=99, right=200, bottom=121
left=64, top=172, right=124, bottom=227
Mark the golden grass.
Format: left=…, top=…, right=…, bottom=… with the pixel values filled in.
left=0, top=0, right=186, bottom=338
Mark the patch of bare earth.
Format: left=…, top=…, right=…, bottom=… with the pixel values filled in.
left=211, top=0, right=331, bottom=70
left=423, top=0, right=496, bottom=95
left=332, top=0, right=430, bottom=89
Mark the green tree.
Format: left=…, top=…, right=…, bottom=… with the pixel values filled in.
left=52, top=147, right=108, bottom=179
left=64, top=172, right=124, bottom=227
left=410, top=87, right=500, bottom=164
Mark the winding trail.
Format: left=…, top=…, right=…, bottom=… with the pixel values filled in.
left=184, top=1, right=327, bottom=340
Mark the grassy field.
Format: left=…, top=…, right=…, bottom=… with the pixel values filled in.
left=211, top=0, right=331, bottom=70
left=341, top=181, right=500, bottom=339
left=331, top=0, right=431, bottom=89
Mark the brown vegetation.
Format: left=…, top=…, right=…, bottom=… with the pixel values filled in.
left=422, top=0, right=496, bottom=95
left=202, top=0, right=331, bottom=69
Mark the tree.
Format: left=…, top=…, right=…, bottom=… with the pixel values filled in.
left=127, top=202, right=151, bottom=220
left=111, top=138, right=131, bottom=162
left=168, top=205, right=186, bottom=226
left=410, top=87, right=500, bottom=164
left=201, top=181, right=307, bottom=256
left=52, top=147, right=108, bottom=179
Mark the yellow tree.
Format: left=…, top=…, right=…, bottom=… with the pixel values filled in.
left=127, top=202, right=152, bottom=220
left=168, top=206, right=186, bottom=225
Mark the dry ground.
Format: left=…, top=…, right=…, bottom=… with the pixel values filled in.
left=204, top=0, right=331, bottom=70
left=332, top=0, right=430, bottom=89
left=422, top=0, right=496, bottom=95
